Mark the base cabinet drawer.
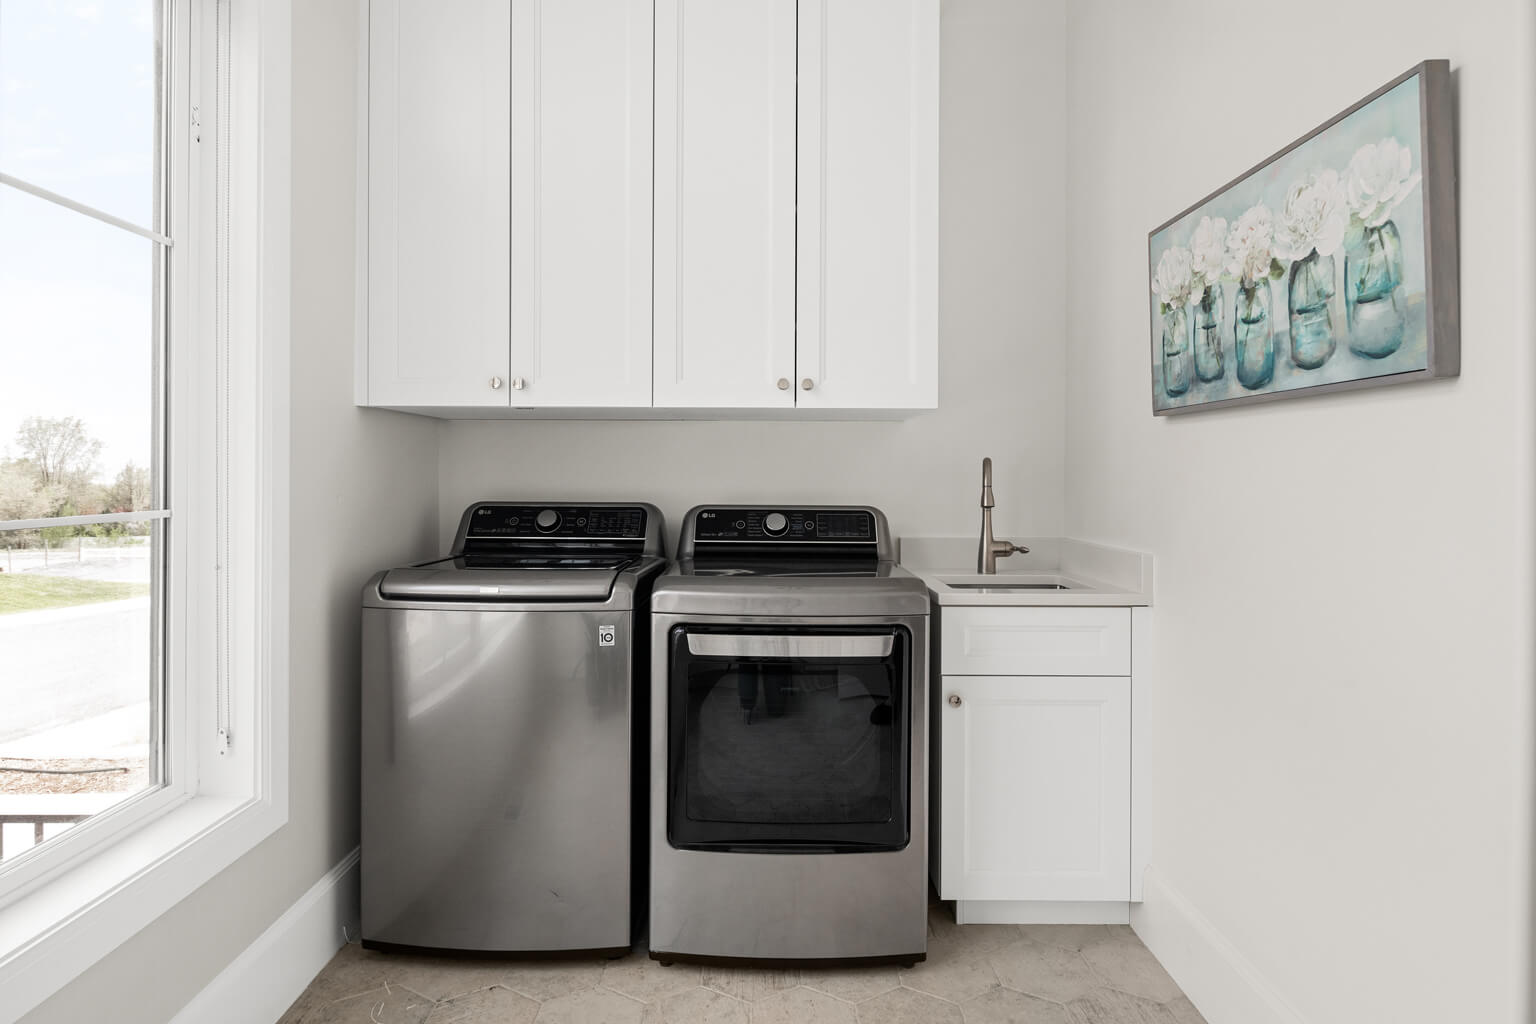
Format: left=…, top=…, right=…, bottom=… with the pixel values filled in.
left=936, top=674, right=1130, bottom=902
left=940, top=606, right=1130, bottom=677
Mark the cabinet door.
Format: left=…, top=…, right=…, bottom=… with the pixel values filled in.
left=653, top=0, right=796, bottom=409
left=508, top=0, right=653, bottom=407
left=796, top=0, right=938, bottom=410
left=367, top=0, right=510, bottom=407
left=938, top=676, right=1130, bottom=902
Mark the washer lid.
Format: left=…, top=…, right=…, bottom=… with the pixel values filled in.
left=377, top=563, right=624, bottom=602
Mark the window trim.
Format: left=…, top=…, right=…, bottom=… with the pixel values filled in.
left=0, top=0, right=290, bottom=1017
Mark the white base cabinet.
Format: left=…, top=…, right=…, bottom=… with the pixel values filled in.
left=937, top=674, right=1130, bottom=902
left=933, top=607, right=1135, bottom=917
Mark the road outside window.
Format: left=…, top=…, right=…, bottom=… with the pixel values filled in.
left=0, top=2, right=165, bottom=863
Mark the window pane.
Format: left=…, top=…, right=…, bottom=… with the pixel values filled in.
left=0, top=519, right=160, bottom=864
left=0, top=185, right=155, bottom=515
left=0, top=0, right=159, bottom=228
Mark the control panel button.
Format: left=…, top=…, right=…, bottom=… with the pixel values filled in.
left=763, top=512, right=788, bottom=536
left=535, top=509, right=561, bottom=533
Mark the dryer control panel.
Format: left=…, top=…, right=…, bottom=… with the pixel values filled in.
left=691, top=508, right=877, bottom=543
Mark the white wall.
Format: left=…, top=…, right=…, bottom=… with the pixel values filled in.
left=436, top=0, right=1067, bottom=548
left=1064, top=4, right=1535, bottom=1023
left=19, top=3, right=441, bottom=1022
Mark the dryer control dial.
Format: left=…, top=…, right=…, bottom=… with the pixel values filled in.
left=535, top=509, right=562, bottom=533
left=762, top=512, right=789, bottom=536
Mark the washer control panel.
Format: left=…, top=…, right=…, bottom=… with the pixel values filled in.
left=466, top=504, right=647, bottom=540
left=692, top=508, right=876, bottom=543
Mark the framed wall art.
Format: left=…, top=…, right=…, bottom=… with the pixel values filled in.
left=1148, top=60, right=1458, bottom=415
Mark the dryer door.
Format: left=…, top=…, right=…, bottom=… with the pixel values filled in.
left=665, top=624, right=911, bottom=852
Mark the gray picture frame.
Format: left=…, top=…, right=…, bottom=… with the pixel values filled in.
left=1148, top=60, right=1459, bottom=416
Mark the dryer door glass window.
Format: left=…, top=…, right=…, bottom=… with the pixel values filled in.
left=666, top=625, right=911, bottom=852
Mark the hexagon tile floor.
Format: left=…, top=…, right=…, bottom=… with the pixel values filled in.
left=277, top=903, right=1208, bottom=1024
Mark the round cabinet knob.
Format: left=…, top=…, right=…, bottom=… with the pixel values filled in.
left=947, top=694, right=962, bottom=708
left=535, top=509, right=561, bottom=533
left=489, top=376, right=504, bottom=390
left=511, top=377, right=527, bottom=391
left=776, top=378, right=790, bottom=391
left=801, top=378, right=814, bottom=391
left=762, top=512, right=789, bottom=536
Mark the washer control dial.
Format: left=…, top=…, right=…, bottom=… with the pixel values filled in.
left=762, top=512, right=789, bottom=536
left=535, top=509, right=562, bottom=533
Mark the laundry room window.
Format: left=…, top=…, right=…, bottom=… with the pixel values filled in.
left=0, top=0, right=288, bottom=1013
left=0, top=0, right=172, bottom=866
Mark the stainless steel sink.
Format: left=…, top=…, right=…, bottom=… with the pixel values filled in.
left=945, top=583, right=1070, bottom=591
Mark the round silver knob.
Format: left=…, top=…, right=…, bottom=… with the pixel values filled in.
left=801, top=378, right=814, bottom=391
left=535, top=509, right=561, bottom=533
left=776, top=378, right=790, bottom=390
left=512, top=377, right=527, bottom=391
left=763, top=512, right=789, bottom=536
left=947, top=694, right=962, bottom=708
left=489, top=376, right=504, bottom=390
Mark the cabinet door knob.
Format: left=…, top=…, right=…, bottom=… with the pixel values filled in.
left=512, top=377, right=526, bottom=391
left=947, top=694, right=962, bottom=708
left=776, top=378, right=790, bottom=391
left=489, top=376, right=503, bottom=390
left=801, top=378, right=815, bottom=391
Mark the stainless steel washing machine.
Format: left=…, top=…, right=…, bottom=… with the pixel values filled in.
left=648, top=506, right=930, bottom=966
left=361, top=501, right=665, bottom=955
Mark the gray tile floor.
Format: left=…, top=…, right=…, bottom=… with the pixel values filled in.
left=278, top=901, right=1205, bottom=1024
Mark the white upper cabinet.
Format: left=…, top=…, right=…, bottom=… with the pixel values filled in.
left=366, top=0, right=511, bottom=408
left=509, top=0, right=653, bottom=407
left=360, top=0, right=936, bottom=415
left=797, top=0, right=939, bottom=410
left=653, top=0, right=796, bottom=409
left=654, top=0, right=939, bottom=412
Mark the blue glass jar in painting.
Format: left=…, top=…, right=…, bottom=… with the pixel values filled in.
left=1345, top=220, right=1405, bottom=358
left=1192, top=283, right=1225, bottom=382
left=1161, top=305, right=1192, bottom=397
left=1287, top=249, right=1336, bottom=369
left=1234, top=279, right=1274, bottom=390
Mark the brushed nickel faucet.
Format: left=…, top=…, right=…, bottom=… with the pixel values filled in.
left=978, top=457, right=1028, bottom=574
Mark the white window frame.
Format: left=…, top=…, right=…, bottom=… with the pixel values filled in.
left=0, top=1, right=289, bottom=1019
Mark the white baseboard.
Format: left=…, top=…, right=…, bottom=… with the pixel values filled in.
left=1130, top=868, right=1307, bottom=1024
left=170, top=848, right=360, bottom=1024
left=956, top=900, right=1130, bottom=925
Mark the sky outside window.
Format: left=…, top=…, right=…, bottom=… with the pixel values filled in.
left=0, top=1, right=156, bottom=480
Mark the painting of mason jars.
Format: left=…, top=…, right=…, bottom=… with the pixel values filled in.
left=1149, top=61, right=1458, bottom=414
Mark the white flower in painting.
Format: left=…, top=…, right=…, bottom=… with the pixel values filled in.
left=1273, top=170, right=1348, bottom=260
left=1223, top=204, right=1275, bottom=285
left=1345, top=137, right=1421, bottom=228
left=1188, top=216, right=1228, bottom=289
left=1151, top=246, right=1197, bottom=309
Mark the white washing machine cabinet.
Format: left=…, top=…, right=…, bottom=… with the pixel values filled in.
left=649, top=505, right=931, bottom=967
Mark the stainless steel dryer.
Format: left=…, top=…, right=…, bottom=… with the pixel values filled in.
left=649, top=506, right=931, bottom=967
left=361, top=501, right=665, bottom=955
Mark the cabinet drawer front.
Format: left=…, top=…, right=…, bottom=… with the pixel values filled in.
left=941, top=608, right=1130, bottom=676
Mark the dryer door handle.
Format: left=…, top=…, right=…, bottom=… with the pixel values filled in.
left=685, top=634, right=894, bottom=659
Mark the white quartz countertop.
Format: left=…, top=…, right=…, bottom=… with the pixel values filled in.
left=898, top=536, right=1153, bottom=607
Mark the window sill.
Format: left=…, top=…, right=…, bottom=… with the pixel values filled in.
left=0, top=792, right=285, bottom=1024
